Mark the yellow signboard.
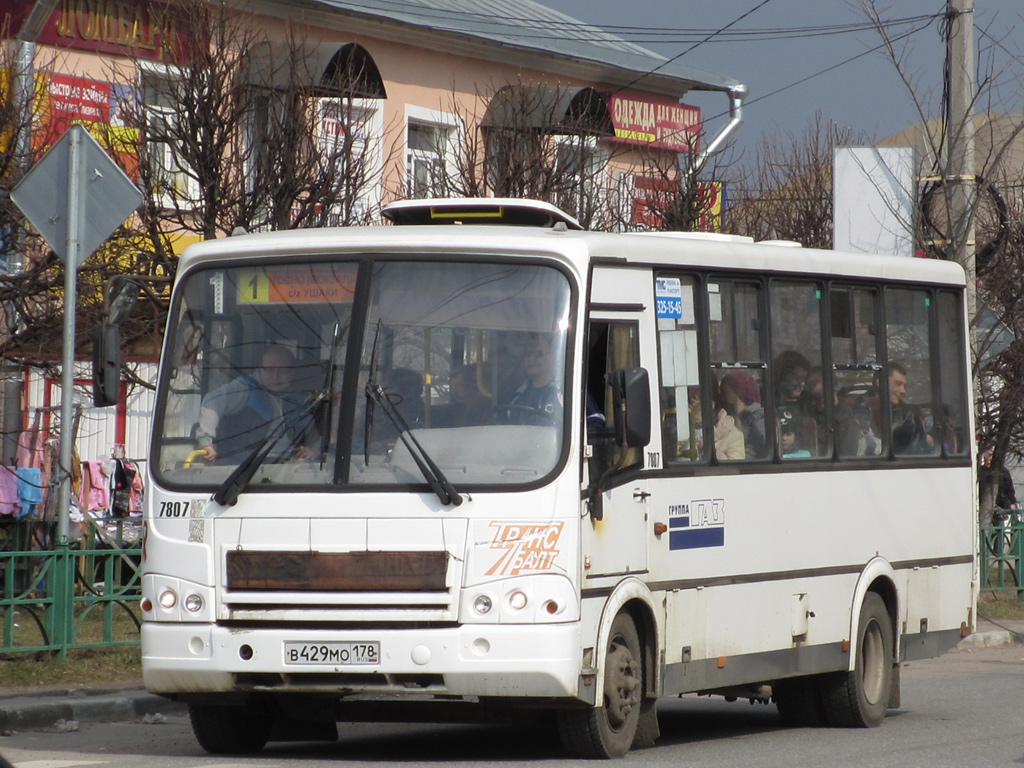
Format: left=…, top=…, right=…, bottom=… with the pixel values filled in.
left=238, top=267, right=357, bottom=304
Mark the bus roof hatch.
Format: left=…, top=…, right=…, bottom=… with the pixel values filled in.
left=382, top=198, right=584, bottom=230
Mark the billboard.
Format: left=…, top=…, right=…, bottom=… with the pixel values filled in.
left=609, top=93, right=700, bottom=153
left=833, top=146, right=914, bottom=257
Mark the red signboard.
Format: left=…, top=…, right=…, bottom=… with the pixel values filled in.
left=8, top=0, right=189, bottom=63
left=609, top=93, right=701, bottom=153
left=33, top=72, right=139, bottom=178
left=631, top=176, right=725, bottom=232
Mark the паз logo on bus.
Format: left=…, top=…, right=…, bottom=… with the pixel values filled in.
left=485, top=522, right=564, bottom=576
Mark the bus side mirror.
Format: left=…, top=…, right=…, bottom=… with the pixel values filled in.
left=92, top=324, right=121, bottom=407
left=609, top=367, right=651, bottom=448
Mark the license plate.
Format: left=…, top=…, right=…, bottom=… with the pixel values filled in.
left=284, top=641, right=380, bottom=665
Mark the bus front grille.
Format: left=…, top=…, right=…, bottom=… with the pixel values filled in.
left=226, top=550, right=448, bottom=592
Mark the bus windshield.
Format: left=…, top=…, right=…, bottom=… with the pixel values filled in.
left=153, top=257, right=573, bottom=492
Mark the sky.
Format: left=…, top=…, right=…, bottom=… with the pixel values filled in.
left=539, top=0, right=1024, bottom=160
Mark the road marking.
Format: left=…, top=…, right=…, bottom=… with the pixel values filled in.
left=13, top=761, right=107, bottom=768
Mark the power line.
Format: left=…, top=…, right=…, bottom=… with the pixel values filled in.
left=700, top=17, right=935, bottom=126
left=341, top=0, right=935, bottom=45
left=615, top=0, right=778, bottom=93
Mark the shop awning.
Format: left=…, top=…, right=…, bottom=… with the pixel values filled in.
left=481, top=85, right=613, bottom=136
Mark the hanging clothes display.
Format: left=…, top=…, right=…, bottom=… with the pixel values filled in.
left=0, top=466, right=20, bottom=517
left=15, top=467, right=43, bottom=518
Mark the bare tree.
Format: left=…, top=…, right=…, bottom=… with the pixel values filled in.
left=726, top=113, right=867, bottom=248
left=440, top=81, right=623, bottom=230
left=0, top=0, right=396, bottom=395
left=611, top=133, right=727, bottom=233
left=860, top=0, right=1024, bottom=520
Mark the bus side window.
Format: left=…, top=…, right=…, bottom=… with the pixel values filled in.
left=709, top=280, right=768, bottom=462
left=831, top=287, right=885, bottom=459
left=935, top=291, right=969, bottom=456
left=587, top=320, right=641, bottom=472
left=655, top=275, right=706, bottom=464
left=770, top=280, right=826, bottom=459
left=885, top=288, right=940, bottom=458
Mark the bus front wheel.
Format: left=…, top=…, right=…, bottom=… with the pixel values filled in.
left=821, top=591, right=893, bottom=728
left=189, top=701, right=273, bottom=754
left=558, top=611, right=643, bottom=758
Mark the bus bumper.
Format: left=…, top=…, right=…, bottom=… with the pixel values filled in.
left=142, top=621, right=583, bottom=700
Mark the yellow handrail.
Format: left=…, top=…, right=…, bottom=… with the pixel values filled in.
left=183, top=449, right=208, bottom=468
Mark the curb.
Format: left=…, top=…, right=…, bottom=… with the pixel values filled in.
left=955, top=628, right=1022, bottom=651
left=0, top=688, right=185, bottom=732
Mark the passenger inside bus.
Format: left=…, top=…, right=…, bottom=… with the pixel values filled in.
left=711, top=376, right=745, bottom=461
left=436, top=365, right=492, bottom=427
left=719, top=370, right=767, bottom=460
left=882, top=362, right=936, bottom=455
left=504, top=333, right=562, bottom=425
left=773, top=351, right=810, bottom=410
left=778, top=409, right=811, bottom=458
left=195, top=344, right=317, bottom=464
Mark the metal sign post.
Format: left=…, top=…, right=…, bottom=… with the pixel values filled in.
left=12, top=124, right=142, bottom=544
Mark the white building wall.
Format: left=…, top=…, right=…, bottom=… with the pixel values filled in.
left=22, top=361, right=157, bottom=466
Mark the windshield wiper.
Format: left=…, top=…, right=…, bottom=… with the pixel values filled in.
left=364, top=321, right=382, bottom=465
left=213, top=389, right=328, bottom=507
left=361, top=321, right=460, bottom=506
left=319, top=321, right=344, bottom=471
left=364, top=380, right=463, bottom=507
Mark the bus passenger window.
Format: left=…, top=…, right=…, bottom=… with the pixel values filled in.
left=654, top=275, right=706, bottom=464
left=935, top=291, right=969, bottom=455
left=770, top=280, right=827, bottom=458
left=831, top=287, right=885, bottom=459
left=885, top=288, right=940, bottom=457
left=709, top=279, right=767, bottom=462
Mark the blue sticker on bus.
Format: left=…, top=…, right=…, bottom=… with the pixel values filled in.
left=655, top=277, right=683, bottom=319
left=667, top=499, right=725, bottom=550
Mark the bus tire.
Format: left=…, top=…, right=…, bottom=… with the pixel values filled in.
left=820, top=592, right=893, bottom=728
left=774, top=676, right=825, bottom=727
left=189, top=701, right=273, bottom=754
left=558, top=611, right=642, bottom=758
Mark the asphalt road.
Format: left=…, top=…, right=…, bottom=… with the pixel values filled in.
left=2, top=643, right=1022, bottom=767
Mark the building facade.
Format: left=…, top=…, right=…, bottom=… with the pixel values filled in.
left=1, top=0, right=743, bottom=502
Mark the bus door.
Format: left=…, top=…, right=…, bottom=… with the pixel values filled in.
left=583, top=274, right=659, bottom=580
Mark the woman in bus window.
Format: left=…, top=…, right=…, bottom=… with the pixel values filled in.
left=720, top=371, right=766, bottom=460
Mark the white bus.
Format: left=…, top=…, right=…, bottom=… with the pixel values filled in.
left=139, top=199, right=976, bottom=759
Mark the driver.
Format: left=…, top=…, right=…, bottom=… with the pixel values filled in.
left=505, top=333, right=562, bottom=425
left=196, top=344, right=315, bottom=463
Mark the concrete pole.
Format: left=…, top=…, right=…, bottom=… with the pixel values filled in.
left=945, top=0, right=976, bottom=302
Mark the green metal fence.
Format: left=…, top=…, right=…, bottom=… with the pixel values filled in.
left=0, top=518, right=142, bottom=658
left=980, top=511, right=1024, bottom=601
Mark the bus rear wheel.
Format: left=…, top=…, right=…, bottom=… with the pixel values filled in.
left=821, top=591, right=893, bottom=728
left=189, top=701, right=273, bottom=754
left=558, top=611, right=643, bottom=758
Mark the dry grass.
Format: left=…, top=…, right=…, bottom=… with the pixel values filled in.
left=978, top=589, right=1024, bottom=621
left=0, top=646, right=141, bottom=693
left=0, top=604, right=142, bottom=693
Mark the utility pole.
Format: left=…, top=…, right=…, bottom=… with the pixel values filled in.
left=945, top=0, right=976, bottom=302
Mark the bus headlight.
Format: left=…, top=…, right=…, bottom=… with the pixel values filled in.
left=184, top=594, right=203, bottom=613
left=158, top=589, right=178, bottom=609
left=473, top=595, right=493, bottom=614
left=460, top=575, right=578, bottom=623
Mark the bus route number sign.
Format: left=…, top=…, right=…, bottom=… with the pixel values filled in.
left=284, top=641, right=379, bottom=665
left=656, top=277, right=683, bottom=319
